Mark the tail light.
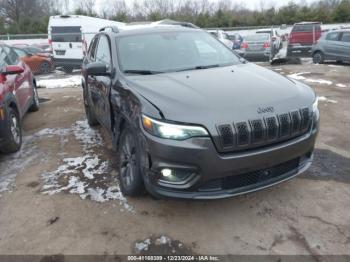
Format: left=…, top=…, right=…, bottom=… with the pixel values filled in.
left=263, top=42, right=270, bottom=49
left=241, top=42, right=248, bottom=49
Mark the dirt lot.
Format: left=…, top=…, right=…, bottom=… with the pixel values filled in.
left=0, top=61, right=349, bottom=258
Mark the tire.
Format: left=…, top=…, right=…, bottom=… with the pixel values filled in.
left=63, top=66, right=73, bottom=74
left=313, top=52, right=324, bottom=64
left=117, top=126, right=144, bottom=196
left=0, top=107, right=22, bottom=153
left=29, top=86, right=40, bottom=112
left=83, top=87, right=98, bottom=127
left=40, top=61, right=50, bottom=74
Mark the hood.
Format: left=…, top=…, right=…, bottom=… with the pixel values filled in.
left=126, top=63, right=315, bottom=130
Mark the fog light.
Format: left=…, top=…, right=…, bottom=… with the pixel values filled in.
left=161, top=168, right=173, bottom=177
left=159, top=168, right=195, bottom=185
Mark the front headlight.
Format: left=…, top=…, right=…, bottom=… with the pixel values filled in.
left=312, top=97, right=319, bottom=112
left=142, top=115, right=209, bottom=140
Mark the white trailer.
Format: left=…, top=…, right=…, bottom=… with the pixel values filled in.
left=48, top=15, right=124, bottom=73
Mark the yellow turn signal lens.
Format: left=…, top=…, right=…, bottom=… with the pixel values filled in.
left=142, top=116, right=153, bottom=131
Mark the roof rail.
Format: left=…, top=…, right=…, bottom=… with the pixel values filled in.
left=155, top=19, right=199, bottom=29
left=99, top=26, right=119, bottom=33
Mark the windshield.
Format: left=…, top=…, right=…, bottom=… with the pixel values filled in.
left=117, top=31, right=241, bottom=74
left=244, top=34, right=270, bottom=42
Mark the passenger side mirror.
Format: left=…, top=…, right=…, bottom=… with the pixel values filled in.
left=1, top=65, right=24, bottom=75
left=86, top=62, right=110, bottom=76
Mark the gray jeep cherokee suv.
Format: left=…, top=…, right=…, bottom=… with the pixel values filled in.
left=82, top=21, right=319, bottom=199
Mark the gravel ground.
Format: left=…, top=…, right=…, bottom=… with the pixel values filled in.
left=0, top=61, right=349, bottom=258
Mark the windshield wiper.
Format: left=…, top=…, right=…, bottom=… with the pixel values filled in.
left=176, top=64, right=220, bottom=72
left=123, top=70, right=164, bottom=75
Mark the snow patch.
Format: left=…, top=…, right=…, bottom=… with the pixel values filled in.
left=318, top=96, right=338, bottom=104
left=40, top=120, right=133, bottom=212
left=287, top=72, right=332, bottom=85
left=336, top=83, right=346, bottom=88
left=37, top=75, right=82, bottom=89
left=135, top=239, right=151, bottom=252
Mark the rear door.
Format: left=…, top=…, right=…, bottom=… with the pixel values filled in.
left=51, top=26, right=83, bottom=61
left=323, top=32, right=341, bottom=59
left=339, top=32, right=350, bottom=61
left=93, top=35, right=113, bottom=130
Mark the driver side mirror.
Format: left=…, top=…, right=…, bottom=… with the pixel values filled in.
left=86, top=62, right=110, bottom=76
left=1, top=65, right=24, bottom=75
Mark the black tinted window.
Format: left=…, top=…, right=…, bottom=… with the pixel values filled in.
left=341, top=32, right=350, bottom=43
left=95, top=35, right=111, bottom=66
left=326, top=32, right=340, bottom=41
left=51, top=26, right=82, bottom=42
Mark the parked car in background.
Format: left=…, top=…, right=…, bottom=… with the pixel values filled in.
left=256, top=28, right=282, bottom=50
left=287, top=22, right=322, bottom=57
left=48, top=15, right=124, bottom=73
left=12, top=47, right=55, bottom=74
left=0, top=44, right=39, bottom=153
left=228, top=33, right=243, bottom=49
left=311, top=29, right=350, bottom=64
left=240, top=33, right=271, bottom=61
left=207, top=29, right=234, bottom=49
left=82, top=22, right=318, bottom=199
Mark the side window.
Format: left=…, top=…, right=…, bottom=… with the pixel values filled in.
left=88, top=37, right=98, bottom=60
left=0, top=46, right=10, bottom=68
left=341, top=32, right=350, bottom=43
left=326, top=32, right=339, bottom=41
left=13, top=48, right=27, bottom=57
left=2, top=46, right=19, bottom=65
left=95, top=35, right=111, bottom=67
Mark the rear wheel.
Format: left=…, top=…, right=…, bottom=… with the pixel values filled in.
left=313, top=52, right=324, bottom=64
left=40, top=61, right=50, bottom=74
left=118, top=126, right=144, bottom=196
left=29, top=86, right=40, bottom=112
left=83, top=87, right=98, bottom=127
left=1, top=108, right=22, bottom=153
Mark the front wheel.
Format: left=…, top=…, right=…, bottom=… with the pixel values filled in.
left=118, top=126, right=144, bottom=196
left=83, top=88, right=98, bottom=127
left=29, top=86, right=40, bottom=112
left=313, top=52, right=324, bottom=64
left=0, top=108, right=22, bottom=153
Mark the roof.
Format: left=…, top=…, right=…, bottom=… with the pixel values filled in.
left=294, top=21, right=321, bottom=25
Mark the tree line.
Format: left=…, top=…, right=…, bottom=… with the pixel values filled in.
left=1, top=0, right=350, bottom=34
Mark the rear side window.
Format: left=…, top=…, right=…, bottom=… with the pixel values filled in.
left=292, top=24, right=321, bottom=32
left=2, top=46, right=19, bottom=65
left=326, top=32, right=340, bottom=41
left=13, top=48, right=28, bottom=57
left=341, top=32, right=350, bottom=43
left=51, top=26, right=82, bottom=42
left=0, top=46, right=10, bottom=68
left=95, top=35, right=111, bottom=67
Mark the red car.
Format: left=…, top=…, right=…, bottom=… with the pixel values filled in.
left=0, top=44, right=40, bottom=153
left=287, top=22, right=322, bottom=57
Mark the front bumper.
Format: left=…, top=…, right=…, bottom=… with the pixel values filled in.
left=142, top=127, right=318, bottom=199
left=241, top=50, right=270, bottom=60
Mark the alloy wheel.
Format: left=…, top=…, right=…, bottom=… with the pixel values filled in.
left=120, top=133, right=137, bottom=188
left=10, top=114, right=20, bottom=144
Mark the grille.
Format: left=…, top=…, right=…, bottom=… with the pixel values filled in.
left=250, top=119, right=264, bottom=143
left=291, top=110, right=301, bottom=134
left=199, top=158, right=300, bottom=191
left=300, top=108, right=310, bottom=131
left=236, top=122, right=249, bottom=146
left=278, top=113, right=291, bottom=137
left=217, top=107, right=312, bottom=152
left=218, top=125, right=234, bottom=148
left=266, top=116, right=278, bottom=140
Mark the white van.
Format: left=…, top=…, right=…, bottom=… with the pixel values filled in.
left=48, top=15, right=124, bottom=73
left=207, top=29, right=234, bottom=49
